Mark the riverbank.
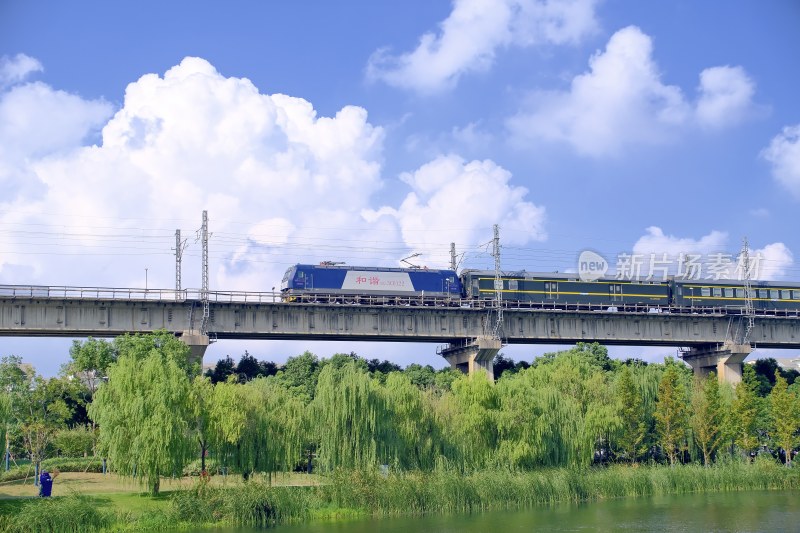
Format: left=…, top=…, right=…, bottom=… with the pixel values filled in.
left=1, top=460, right=798, bottom=532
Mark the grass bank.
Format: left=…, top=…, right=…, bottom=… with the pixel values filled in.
left=1, top=460, right=798, bottom=531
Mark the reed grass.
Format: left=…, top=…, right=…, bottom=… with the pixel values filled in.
left=4, top=461, right=796, bottom=531
left=0, top=494, right=112, bottom=533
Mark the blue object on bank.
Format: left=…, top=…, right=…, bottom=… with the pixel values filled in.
left=39, top=471, right=53, bottom=497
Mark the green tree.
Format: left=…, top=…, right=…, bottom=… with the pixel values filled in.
left=22, top=377, right=73, bottom=474
left=690, top=373, right=724, bottom=466
left=0, top=358, right=72, bottom=473
left=0, top=356, right=28, bottom=461
left=495, top=351, right=620, bottom=469
left=275, top=351, right=320, bottom=401
left=190, top=375, right=214, bottom=473
left=0, top=391, right=9, bottom=462
left=54, top=426, right=94, bottom=457
left=769, top=371, right=800, bottom=466
left=208, top=376, right=305, bottom=479
left=89, top=332, right=195, bottom=494
left=439, top=372, right=498, bottom=470
left=206, top=355, right=236, bottom=384
left=381, top=372, right=439, bottom=469
left=311, top=361, right=385, bottom=471
left=654, top=364, right=689, bottom=465
left=64, top=338, right=117, bottom=397
left=615, top=366, right=648, bottom=463
left=732, top=366, right=762, bottom=455
left=403, top=364, right=437, bottom=389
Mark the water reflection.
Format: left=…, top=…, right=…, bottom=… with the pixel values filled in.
left=268, top=490, right=798, bottom=533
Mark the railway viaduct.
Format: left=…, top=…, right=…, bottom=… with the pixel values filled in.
left=2, top=285, right=800, bottom=383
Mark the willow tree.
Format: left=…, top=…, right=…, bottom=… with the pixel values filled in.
left=191, top=376, right=214, bottom=473
left=89, top=332, right=194, bottom=495
left=247, top=378, right=305, bottom=475
left=494, top=369, right=555, bottom=469
left=207, top=377, right=305, bottom=479
left=654, top=364, right=689, bottom=465
left=381, top=372, right=439, bottom=470
left=436, top=372, right=498, bottom=471
left=311, top=361, right=387, bottom=471
left=690, top=373, right=724, bottom=466
left=769, top=371, right=800, bottom=466
left=497, top=353, right=619, bottom=468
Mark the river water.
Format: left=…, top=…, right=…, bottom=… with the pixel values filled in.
left=268, top=489, right=798, bottom=532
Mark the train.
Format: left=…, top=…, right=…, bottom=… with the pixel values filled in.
left=280, top=263, right=800, bottom=314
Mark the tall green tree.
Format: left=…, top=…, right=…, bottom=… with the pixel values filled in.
left=614, top=366, right=648, bottom=463
left=89, top=332, right=195, bottom=494
left=654, top=364, right=689, bottom=465
left=439, top=372, right=498, bottom=470
left=495, top=352, right=619, bottom=469
left=212, top=378, right=305, bottom=478
left=732, top=366, right=762, bottom=455
left=311, top=361, right=385, bottom=471
left=381, top=372, right=438, bottom=469
left=690, top=373, right=724, bottom=466
left=769, top=371, right=800, bottom=466
left=190, top=375, right=214, bottom=473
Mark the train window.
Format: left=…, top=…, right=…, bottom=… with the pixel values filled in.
left=735, top=288, right=744, bottom=298
left=509, top=280, right=518, bottom=291
left=298, top=271, right=305, bottom=278
left=758, top=289, right=768, bottom=299
left=793, top=290, right=800, bottom=300
left=701, top=287, right=711, bottom=297
left=712, top=288, right=722, bottom=298
left=770, top=290, right=779, bottom=299
left=724, top=288, right=733, bottom=298
left=781, top=290, right=791, bottom=299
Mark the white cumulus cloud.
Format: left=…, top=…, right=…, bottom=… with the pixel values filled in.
left=367, top=0, right=598, bottom=94
left=0, top=56, right=548, bottom=292
left=629, top=226, right=792, bottom=281
left=756, top=242, right=793, bottom=281
left=761, top=124, right=800, bottom=199
left=507, top=26, right=757, bottom=156
left=0, top=53, right=43, bottom=89
left=364, top=154, right=546, bottom=266
left=695, top=66, right=756, bottom=128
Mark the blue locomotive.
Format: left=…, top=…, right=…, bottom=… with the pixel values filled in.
left=281, top=263, right=462, bottom=302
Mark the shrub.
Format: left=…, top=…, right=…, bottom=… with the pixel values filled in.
left=53, top=427, right=95, bottom=458
left=0, top=494, right=111, bottom=533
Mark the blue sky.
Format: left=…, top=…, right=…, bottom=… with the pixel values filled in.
left=1, top=0, right=799, bottom=376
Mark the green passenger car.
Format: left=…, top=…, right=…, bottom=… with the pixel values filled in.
left=459, top=270, right=670, bottom=308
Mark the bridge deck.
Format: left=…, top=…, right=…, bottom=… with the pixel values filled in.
left=1, top=285, right=799, bottom=349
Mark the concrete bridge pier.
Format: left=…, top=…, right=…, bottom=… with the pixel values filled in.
left=179, top=330, right=210, bottom=366
left=681, top=342, right=752, bottom=385
left=439, top=336, right=502, bottom=381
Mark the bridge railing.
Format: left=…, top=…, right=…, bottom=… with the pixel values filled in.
left=0, top=285, right=290, bottom=304
left=1, top=285, right=798, bottom=317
